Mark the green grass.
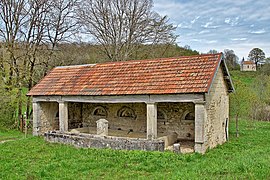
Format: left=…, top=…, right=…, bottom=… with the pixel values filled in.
left=0, top=127, right=24, bottom=141
left=229, top=70, right=258, bottom=117
left=230, top=70, right=257, bottom=86
left=1, top=120, right=270, bottom=179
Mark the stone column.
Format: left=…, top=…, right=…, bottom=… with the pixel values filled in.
left=194, top=101, right=207, bottom=154
left=146, top=102, right=157, bottom=140
left=59, top=101, right=68, bottom=132
left=33, top=101, right=41, bottom=136
left=96, top=119, right=108, bottom=136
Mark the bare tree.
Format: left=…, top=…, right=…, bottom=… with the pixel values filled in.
left=207, top=49, right=218, bottom=54
left=0, top=0, right=27, bottom=87
left=43, top=0, right=78, bottom=75
left=224, top=49, right=239, bottom=70
left=76, top=0, right=177, bottom=61
left=0, top=0, right=78, bottom=130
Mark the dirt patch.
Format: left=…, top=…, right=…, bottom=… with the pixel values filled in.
left=0, top=138, right=17, bottom=144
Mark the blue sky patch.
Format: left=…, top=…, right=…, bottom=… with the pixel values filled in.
left=153, top=0, right=270, bottom=59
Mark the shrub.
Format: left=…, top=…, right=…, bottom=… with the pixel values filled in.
left=0, top=86, right=17, bottom=128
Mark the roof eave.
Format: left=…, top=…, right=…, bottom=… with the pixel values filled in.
left=220, top=56, right=235, bottom=93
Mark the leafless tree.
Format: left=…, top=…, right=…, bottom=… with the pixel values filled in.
left=224, top=49, right=238, bottom=70
left=76, top=0, right=177, bottom=61
left=0, top=0, right=78, bottom=130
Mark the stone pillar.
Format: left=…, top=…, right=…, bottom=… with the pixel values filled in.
left=96, top=119, right=108, bottom=136
left=173, top=143, right=181, bottom=154
left=146, top=102, right=157, bottom=140
left=194, top=101, right=207, bottom=154
left=59, top=101, right=68, bottom=132
left=33, top=102, right=41, bottom=136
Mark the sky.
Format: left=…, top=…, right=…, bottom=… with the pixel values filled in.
left=153, top=0, right=270, bottom=60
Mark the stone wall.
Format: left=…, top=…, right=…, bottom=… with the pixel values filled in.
left=45, top=131, right=164, bottom=151
left=157, top=103, right=195, bottom=140
left=68, top=102, right=195, bottom=140
left=36, top=100, right=195, bottom=140
left=40, top=102, right=59, bottom=133
left=241, top=64, right=256, bottom=71
left=205, top=66, right=229, bottom=149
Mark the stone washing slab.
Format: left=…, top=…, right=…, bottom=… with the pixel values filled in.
left=44, top=131, right=165, bottom=151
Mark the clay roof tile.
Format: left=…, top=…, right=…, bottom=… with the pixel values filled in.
left=28, top=53, right=229, bottom=96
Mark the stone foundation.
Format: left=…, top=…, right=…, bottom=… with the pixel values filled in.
left=44, top=131, right=165, bottom=151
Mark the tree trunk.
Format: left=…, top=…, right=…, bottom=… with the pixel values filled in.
left=235, top=113, right=239, bottom=138
left=17, top=88, right=23, bottom=132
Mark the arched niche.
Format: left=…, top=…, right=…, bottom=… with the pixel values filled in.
left=117, top=106, right=136, bottom=119
left=182, top=110, right=195, bottom=121
left=92, top=106, right=107, bottom=117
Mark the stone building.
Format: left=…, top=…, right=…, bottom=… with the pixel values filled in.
left=241, top=60, right=256, bottom=71
left=28, top=53, right=234, bottom=154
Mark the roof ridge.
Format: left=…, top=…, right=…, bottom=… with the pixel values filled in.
left=56, top=64, right=96, bottom=68
left=55, top=53, right=223, bottom=68
left=98, top=53, right=223, bottom=65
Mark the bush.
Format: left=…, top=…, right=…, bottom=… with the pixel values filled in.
left=230, top=71, right=270, bottom=121
left=248, top=74, right=270, bottom=121
left=0, top=86, right=17, bottom=128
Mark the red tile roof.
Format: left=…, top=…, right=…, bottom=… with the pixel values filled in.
left=242, top=61, right=255, bottom=65
left=28, top=53, right=228, bottom=96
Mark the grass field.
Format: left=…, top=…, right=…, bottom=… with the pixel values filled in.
left=1, top=119, right=270, bottom=179
left=229, top=70, right=257, bottom=86
left=229, top=70, right=259, bottom=118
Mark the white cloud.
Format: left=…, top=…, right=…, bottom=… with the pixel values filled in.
left=206, top=40, right=218, bottom=44
left=224, top=17, right=240, bottom=26
left=178, top=22, right=192, bottom=29
left=224, top=18, right=231, bottom=24
left=191, top=16, right=200, bottom=24
left=198, top=30, right=210, bottom=34
left=249, top=29, right=266, bottom=34
left=190, top=39, right=217, bottom=44
left=201, top=22, right=220, bottom=29
left=231, top=38, right=247, bottom=41
left=202, top=22, right=212, bottom=28
left=191, top=39, right=202, bottom=42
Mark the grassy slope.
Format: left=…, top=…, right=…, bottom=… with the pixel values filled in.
left=229, top=70, right=257, bottom=117
left=1, top=120, right=270, bottom=179
left=229, top=70, right=257, bottom=86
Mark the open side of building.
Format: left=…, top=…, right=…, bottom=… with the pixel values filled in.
left=28, top=53, right=234, bottom=154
